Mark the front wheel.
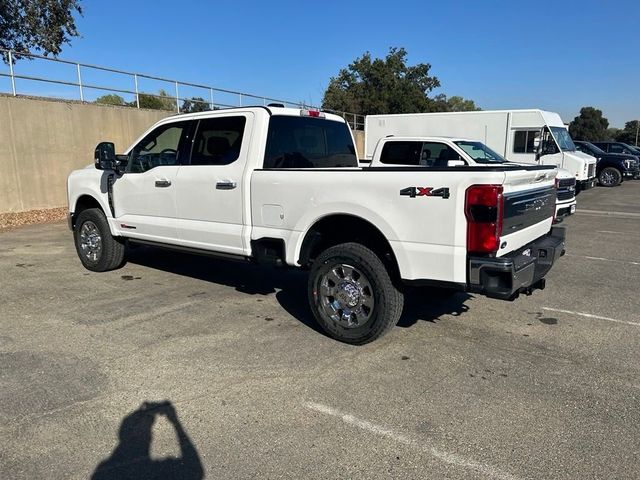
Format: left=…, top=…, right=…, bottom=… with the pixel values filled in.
left=599, top=167, right=622, bottom=187
left=308, top=242, right=404, bottom=345
left=73, top=208, right=126, bottom=272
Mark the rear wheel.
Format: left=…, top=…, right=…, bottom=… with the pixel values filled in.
left=74, top=208, right=126, bottom=272
left=308, top=242, right=404, bottom=344
left=599, top=167, right=622, bottom=187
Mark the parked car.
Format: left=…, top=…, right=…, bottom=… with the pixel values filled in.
left=592, top=141, right=640, bottom=157
left=364, top=109, right=597, bottom=191
left=67, top=106, right=566, bottom=344
left=574, top=141, right=640, bottom=186
left=365, top=136, right=577, bottom=221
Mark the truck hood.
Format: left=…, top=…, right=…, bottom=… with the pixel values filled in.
left=567, top=150, right=596, bottom=165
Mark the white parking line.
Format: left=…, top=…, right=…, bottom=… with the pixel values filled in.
left=304, top=402, right=519, bottom=480
left=577, top=209, right=640, bottom=219
left=542, top=307, right=640, bottom=327
left=597, top=230, right=640, bottom=236
left=565, top=254, right=640, bottom=266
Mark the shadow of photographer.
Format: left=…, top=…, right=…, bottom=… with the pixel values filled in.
left=91, top=401, right=204, bottom=480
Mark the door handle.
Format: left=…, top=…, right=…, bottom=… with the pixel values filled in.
left=216, top=181, right=237, bottom=190
left=155, top=179, right=171, bottom=188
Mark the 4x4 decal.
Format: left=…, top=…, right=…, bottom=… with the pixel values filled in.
left=399, top=187, right=450, bottom=199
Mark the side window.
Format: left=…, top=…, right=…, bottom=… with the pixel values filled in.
left=379, top=142, right=460, bottom=166
left=379, top=141, right=422, bottom=165
left=189, top=116, right=247, bottom=166
left=263, top=116, right=357, bottom=168
left=610, top=144, right=623, bottom=153
left=420, top=142, right=461, bottom=166
left=127, top=122, right=188, bottom=173
left=513, top=130, right=540, bottom=153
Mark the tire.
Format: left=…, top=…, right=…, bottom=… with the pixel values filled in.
left=308, top=242, right=404, bottom=345
left=598, top=167, right=622, bottom=187
left=73, top=208, right=126, bottom=272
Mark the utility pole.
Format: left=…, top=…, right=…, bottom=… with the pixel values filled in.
left=635, top=120, right=639, bottom=147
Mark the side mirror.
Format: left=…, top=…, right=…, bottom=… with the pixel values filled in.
left=94, top=142, right=116, bottom=170
left=447, top=160, right=465, bottom=167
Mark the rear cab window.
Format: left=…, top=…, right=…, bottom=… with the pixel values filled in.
left=263, top=116, right=357, bottom=168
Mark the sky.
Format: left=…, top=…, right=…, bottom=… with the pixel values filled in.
left=3, top=0, right=639, bottom=127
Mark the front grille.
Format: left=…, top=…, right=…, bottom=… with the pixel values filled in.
left=557, top=190, right=575, bottom=201
left=588, top=164, right=595, bottom=177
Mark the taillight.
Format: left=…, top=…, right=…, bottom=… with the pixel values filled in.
left=465, top=185, right=504, bottom=254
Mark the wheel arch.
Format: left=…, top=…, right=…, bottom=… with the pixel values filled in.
left=70, top=194, right=109, bottom=230
left=297, top=213, right=401, bottom=281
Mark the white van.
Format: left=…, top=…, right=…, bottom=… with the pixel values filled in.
left=365, top=109, right=597, bottom=191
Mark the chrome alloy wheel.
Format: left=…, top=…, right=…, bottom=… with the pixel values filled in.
left=318, top=264, right=374, bottom=328
left=601, top=170, right=616, bottom=186
left=79, top=221, right=102, bottom=262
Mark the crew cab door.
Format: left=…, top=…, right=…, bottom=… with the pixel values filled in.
left=175, top=113, right=253, bottom=255
left=112, top=121, right=192, bottom=242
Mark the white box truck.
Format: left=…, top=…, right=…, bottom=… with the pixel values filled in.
left=364, top=109, right=597, bottom=191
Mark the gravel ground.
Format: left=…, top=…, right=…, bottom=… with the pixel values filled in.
left=0, top=207, right=68, bottom=231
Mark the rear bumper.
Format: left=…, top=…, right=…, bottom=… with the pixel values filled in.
left=467, top=227, right=566, bottom=300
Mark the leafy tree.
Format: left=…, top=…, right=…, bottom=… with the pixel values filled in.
left=95, top=94, right=126, bottom=106
left=568, top=107, right=609, bottom=141
left=428, top=94, right=481, bottom=112
left=0, top=0, right=82, bottom=63
left=135, top=89, right=176, bottom=110
left=181, top=97, right=210, bottom=113
left=322, top=47, right=441, bottom=115
left=606, top=127, right=621, bottom=141
left=614, top=120, right=640, bottom=146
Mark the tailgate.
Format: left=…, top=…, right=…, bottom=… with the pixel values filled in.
left=499, top=169, right=556, bottom=256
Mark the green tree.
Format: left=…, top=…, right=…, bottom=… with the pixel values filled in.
left=427, top=94, right=481, bottom=112
left=95, top=94, right=126, bottom=106
left=322, top=47, right=441, bottom=115
left=606, top=127, right=621, bottom=141
left=135, top=89, right=175, bottom=110
left=568, top=107, right=609, bottom=141
left=181, top=97, right=210, bottom=113
left=614, top=120, right=640, bottom=146
left=0, top=0, right=82, bottom=63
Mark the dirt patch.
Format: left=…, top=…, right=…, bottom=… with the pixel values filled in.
left=0, top=207, right=68, bottom=231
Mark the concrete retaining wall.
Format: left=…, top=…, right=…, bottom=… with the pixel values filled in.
left=0, top=95, right=170, bottom=213
left=0, top=95, right=366, bottom=213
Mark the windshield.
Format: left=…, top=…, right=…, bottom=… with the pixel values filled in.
left=550, top=127, right=576, bottom=152
left=584, top=142, right=605, bottom=155
left=454, top=141, right=507, bottom=163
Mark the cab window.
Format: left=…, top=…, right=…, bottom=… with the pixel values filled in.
left=126, top=122, right=189, bottom=173
left=513, top=130, right=540, bottom=154
left=189, top=116, right=246, bottom=166
left=379, top=141, right=461, bottom=166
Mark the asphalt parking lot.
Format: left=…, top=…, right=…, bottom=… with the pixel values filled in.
left=1, top=182, right=639, bottom=480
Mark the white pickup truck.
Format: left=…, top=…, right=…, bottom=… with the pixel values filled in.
left=366, top=136, right=577, bottom=221
left=67, top=106, right=566, bottom=344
